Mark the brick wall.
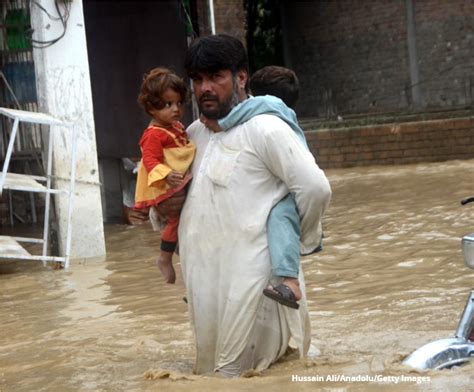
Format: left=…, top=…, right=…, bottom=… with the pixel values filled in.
left=284, top=0, right=474, bottom=118
left=305, top=116, right=474, bottom=169
left=213, top=0, right=246, bottom=43
left=205, top=1, right=474, bottom=169
left=415, top=0, right=474, bottom=108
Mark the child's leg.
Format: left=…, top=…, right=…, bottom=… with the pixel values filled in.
left=264, top=194, right=302, bottom=305
left=157, top=215, right=179, bottom=284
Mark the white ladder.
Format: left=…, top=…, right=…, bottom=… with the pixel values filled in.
left=0, top=108, right=77, bottom=268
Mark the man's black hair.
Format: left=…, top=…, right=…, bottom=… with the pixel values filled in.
left=184, top=34, right=249, bottom=77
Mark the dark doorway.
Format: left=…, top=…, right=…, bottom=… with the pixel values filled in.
left=83, top=0, right=189, bottom=159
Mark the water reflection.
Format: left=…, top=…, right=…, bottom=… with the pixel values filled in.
left=0, top=159, right=473, bottom=391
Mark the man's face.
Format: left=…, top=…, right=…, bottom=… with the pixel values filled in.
left=192, top=69, right=247, bottom=120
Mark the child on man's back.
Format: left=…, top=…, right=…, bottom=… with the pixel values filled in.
left=201, top=65, right=323, bottom=309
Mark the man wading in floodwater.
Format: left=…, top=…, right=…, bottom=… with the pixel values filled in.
left=159, top=34, right=331, bottom=376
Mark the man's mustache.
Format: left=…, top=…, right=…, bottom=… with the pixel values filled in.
left=199, top=93, right=218, bottom=103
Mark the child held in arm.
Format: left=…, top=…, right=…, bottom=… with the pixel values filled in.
left=201, top=66, right=323, bottom=309
left=135, top=67, right=196, bottom=284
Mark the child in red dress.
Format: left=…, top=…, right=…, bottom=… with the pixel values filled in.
left=135, top=68, right=196, bottom=283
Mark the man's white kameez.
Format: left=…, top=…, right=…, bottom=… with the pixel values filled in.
left=179, top=114, right=331, bottom=376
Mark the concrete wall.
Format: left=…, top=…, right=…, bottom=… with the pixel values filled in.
left=30, top=0, right=106, bottom=259
left=284, top=0, right=474, bottom=118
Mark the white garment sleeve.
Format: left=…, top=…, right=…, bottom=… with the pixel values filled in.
left=250, top=115, right=332, bottom=254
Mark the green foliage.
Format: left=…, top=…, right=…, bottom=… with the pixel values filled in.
left=245, top=0, right=284, bottom=73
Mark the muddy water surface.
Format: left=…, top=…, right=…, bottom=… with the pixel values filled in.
left=1, top=159, right=474, bottom=391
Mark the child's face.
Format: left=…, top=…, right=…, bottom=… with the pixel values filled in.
left=150, top=88, right=184, bottom=127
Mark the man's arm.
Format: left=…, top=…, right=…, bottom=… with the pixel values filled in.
left=251, top=115, right=332, bottom=253
left=151, top=119, right=203, bottom=218
left=154, top=189, right=187, bottom=217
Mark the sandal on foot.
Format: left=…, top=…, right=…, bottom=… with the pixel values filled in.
left=263, top=283, right=300, bottom=309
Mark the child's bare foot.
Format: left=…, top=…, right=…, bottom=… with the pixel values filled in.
left=157, top=251, right=176, bottom=283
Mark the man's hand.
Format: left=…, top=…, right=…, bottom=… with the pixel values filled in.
left=123, top=206, right=149, bottom=225
left=200, top=114, right=222, bottom=132
left=166, top=170, right=184, bottom=188
left=155, top=189, right=186, bottom=217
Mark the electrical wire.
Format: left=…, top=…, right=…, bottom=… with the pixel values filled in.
left=29, top=0, right=71, bottom=49
left=31, top=0, right=61, bottom=21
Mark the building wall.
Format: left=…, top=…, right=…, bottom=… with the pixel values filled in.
left=306, top=116, right=474, bottom=169
left=415, top=0, right=474, bottom=108
left=284, top=0, right=474, bottom=118
left=207, top=1, right=474, bottom=169
left=213, top=0, right=246, bottom=43
left=31, top=0, right=106, bottom=258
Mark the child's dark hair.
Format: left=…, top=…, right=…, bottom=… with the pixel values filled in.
left=249, top=66, right=299, bottom=109
left=137, top=67, right=188, bottom=116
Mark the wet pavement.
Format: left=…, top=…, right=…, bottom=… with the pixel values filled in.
left=1, top=159, right=474, bottom=391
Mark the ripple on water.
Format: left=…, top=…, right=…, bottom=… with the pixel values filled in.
left=398, top=259, right=424, bottom=268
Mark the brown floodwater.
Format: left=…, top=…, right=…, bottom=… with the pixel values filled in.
left=1, top=159, right=474, bottom=392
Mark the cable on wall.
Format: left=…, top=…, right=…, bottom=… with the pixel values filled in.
left=28, top=0, right=71, bottom=49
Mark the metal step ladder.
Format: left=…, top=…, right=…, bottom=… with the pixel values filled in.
left=0, top=108, right=77, bottom=268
